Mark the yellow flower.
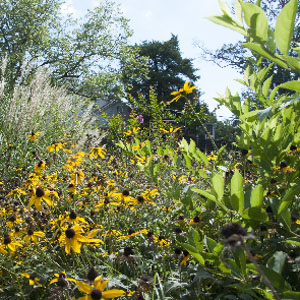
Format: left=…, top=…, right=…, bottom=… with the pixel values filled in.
left=21, top=273, right=42, bottom=287
left=34, top=161, right=46, bottom=175
left=23, top=229, right=45, bottom=243
left=160, top=127, right=181, bottom=134
left=76, top=275, right=125, bottom=299
left=28, top=131, right=40, bottom=142
left=124, top=127, right=140, bottom=136
left=48, top=142, right=63, bottom=152
left=0, top=234, right=23, bottom=254
left=169, top=81, right=196, bottom=104
left=59, top=224, right=103, bottom=255
left=70, top=169, right=85, bottom=185
left=89, top=147, right=106, bottom=159
left=28, top=187, right=58, bottom=211
left=6, top=188, right=26, bottom=198
left=50, top=271, right=76, bottom=286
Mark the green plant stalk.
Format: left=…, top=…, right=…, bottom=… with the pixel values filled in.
left=185, top=98, right=219, bottom=151
left=241, top=241, right=281, bottom=300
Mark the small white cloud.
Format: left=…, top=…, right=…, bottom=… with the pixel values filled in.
left=60, top=0, right=79, bottom=17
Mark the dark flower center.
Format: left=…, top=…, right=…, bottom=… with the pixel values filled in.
left=124, top=247, right=134, bottom=257
left=122, top=190, right=129, bottom=196
left=128, top=228, right=135, bottom=235
left=69, top=211, right=77, bottom=220
left=174, top=248, right=182, bottom=255
left=279, top=161, right=287, bottom=169
left=193, top=216, right=200, bottom=223
left=91, top=289, right=102, bottom=300
left=8, top=215, right=16, bottom=222
left=27, top=229, right=34, bottom=236
left=87, top=267, right=99, bottom=281
left=57, top=277, right=68, bottom=287
left=30, top=274, right=36, bottom=280
left=4, top=235, right=11, bottom=245
left=36, top=187, right=45, bottom=198
left=65, top=228, right=76, bottom=239
left=221, top=223, right=247, bottom=239
left=290, top=145, right=297, bottom=151
left=137, top=196, right=144, bottom=203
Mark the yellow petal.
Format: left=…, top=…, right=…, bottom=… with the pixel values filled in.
left=76, top=281, right=92, bottom=294
left=102, top=289, right=125, bottom=298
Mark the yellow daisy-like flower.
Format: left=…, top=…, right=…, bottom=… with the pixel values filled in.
left=70, top=169, right=85, bottom=185
left=160, top=127, right=181, bottom=134
left=23, top=228, right=45, bottom=244
left=169, top=81, right=196, bottom=104
left=48, top=142, right=63, bottom=152
left=76, top=275, right=125, bottom=300
left=28, top=187, right=58, bottom=211
left=21, top=273, right=42, bottom=287
left=59, top=224, right=104, bottom=255
left=124, top=127, right=140, bottom=136
left=50, top=271, right=76, bottom=286
left=28, top=131, right=40, bottom=142
left=34, top=161, right=46, bottom=175
left=89, top=147, right=106, bottom=159
left=0, top=234, right=23, bottom=254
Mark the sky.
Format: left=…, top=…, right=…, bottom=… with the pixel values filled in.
left=61, top=0, right=244, bottom=119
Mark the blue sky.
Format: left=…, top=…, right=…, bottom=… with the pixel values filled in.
left=62, top=0, right=244, bottom=119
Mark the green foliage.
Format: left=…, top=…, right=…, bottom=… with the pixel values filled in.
left=125, top=34, right=199, bottom=109
left=0, top=0, right=148, bottom=100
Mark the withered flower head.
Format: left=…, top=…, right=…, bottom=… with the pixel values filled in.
left=87, top=267, right=99, bottom=281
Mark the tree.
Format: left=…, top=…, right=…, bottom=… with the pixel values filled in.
left=0, top=0, right=148, bottom=100
left=125, top=35, right=200, bottom=111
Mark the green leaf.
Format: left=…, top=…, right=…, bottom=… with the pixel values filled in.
left=181, top=243, right=205, bottom=265
left=285, top=238, right=300, bottom=247
left=278, top=80, right=300, bottom=93
left=240, top=2, right=268, bottom=41
left=208, top=15, right=247, bottom=35
left=278, top=184, right=300, bottom=216
left=230, top=170, right=244, bottom=213
left=262, top=75, right=273, bottom=98
left=267, top=251, right=288, bottom=274
left=218, top=0, right=232, bottom=17
left=259, top=266, right=291, bottom=292
left=211, top=173, right=224, bottom=201
left=192, top=188, right=228, bottom=211
left=242, top=207, right=268, bottom=222
left=275, top=0, right=297, bottom=55
left=235, top=0, right=243, bottom=25
left=243, top=43, right=289, bottom=69
left=250, top=184, right=263, bottom=207
left=205, top=236, right=217, bottom=253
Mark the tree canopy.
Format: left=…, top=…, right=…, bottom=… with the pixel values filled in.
left=125, top=35, right=200, bottom=110
left=0, top=0, right=148, bottom=100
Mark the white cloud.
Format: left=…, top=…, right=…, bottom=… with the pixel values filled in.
left=60, top=0, right=80, bottom=17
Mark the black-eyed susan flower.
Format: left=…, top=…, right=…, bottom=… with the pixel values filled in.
left=169, top=81, right=196, bottom=104
left=160, top=127, right=181, bottom=134
left=59, top=224, right=103, bottom=255
left=180, top=250, right=191, bottom=266
left=70, top=169, right=85, bottom=185
left=21, top=273, right=42, bottom=287
left=23, top=228, right=45, bottom=243
left=89, top=147, right=106, bottom=159
left=28, top=187, right=58, bottom=211
left=0, top=234, right=23, bottom=254
left=273, top=162, right=296, bottom=174
left=48, top=142, right=63, bottom=152
left=50, top=271, right=76, bottom=287
left=124, top=127, right=140, bottom=136
left=28, top=131, right=40, bottom=142
left=61, top=211, right=88, bottom=226
left=288, top=144, right=300, bottom=156
left=76, top=275, right=125, bottom=299
left=34, top=161, right=46, bottom=175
